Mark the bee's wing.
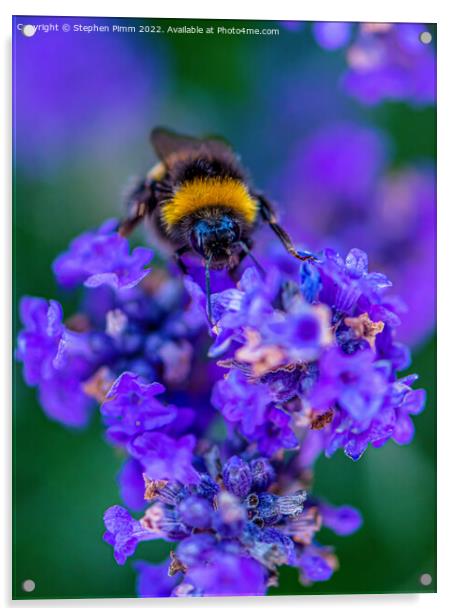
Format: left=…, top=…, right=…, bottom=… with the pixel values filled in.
left=150, top=127, right=233, bottom=161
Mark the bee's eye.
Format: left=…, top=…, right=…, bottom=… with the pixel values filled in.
left=218, top=217, right=241, bottom=243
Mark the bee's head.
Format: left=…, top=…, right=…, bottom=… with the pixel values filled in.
left=190, top=213, right=241, bottom=264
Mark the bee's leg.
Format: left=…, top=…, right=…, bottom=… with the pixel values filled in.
left=118, top=179, right=157, bottom=237
left=229, top=240, right=265, bottom=282
left=256, top=194, right=315, bottom=263
left=238, top=241, right=265, bottom=275
left=174, top=246, right=190, bottom=275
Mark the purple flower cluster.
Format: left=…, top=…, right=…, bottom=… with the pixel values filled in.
left=17, top=221, right=203, bottom=427
left=103, top=450, right=361, bottom=596
left=16, top=217, right=425, bottom=597
left=205, top=249, right=425, bottom=462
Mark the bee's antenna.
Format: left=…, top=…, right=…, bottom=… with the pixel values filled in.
left=205, top=259, right=213, bottom=325
left=239, top=241, right=266, bottom=276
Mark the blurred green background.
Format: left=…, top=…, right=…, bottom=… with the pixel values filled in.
left=13, top=17, right=436, bottom=598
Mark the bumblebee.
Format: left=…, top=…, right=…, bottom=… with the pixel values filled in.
left=119, top=128, right=312, bottom=318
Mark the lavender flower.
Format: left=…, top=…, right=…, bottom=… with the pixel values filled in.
left=118, top=458, right=148, bottom=512
left=319, top=503, right=363, bottom=536
left=103, top=505, right=161, bottom=565
left=101, top=372, right=173, bottom=445
left=16, top=297, right=66, bottom=386
left=16, top=297, right=94, bottom=426
left=128, top=432, right=199, bottom=485
left=134, top=560, right=179, bottom=598
left=185, top=552, right=266, bottom=597
left=53, top=219, right=153, bottom=290
left=17, top=224, right=204, bottom=428
left=16, top=212, right=426, bottom=597
left=210, top=248, right=425, bottom=461
left=103, top=449, right=357, bottom=596
left=299, top=547, right=335, bottom=583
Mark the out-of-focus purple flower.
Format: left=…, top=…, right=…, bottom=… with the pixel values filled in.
left=300, top=546, right=336, bottom=583
left=117, top=458, right=147, bottom=512
left=134, top=560, right=178, bottom=598
left=101, top=372, right=174, bottom=445
left=53, top=219, right=153, bottom=290
left=16, top=297, right=66, bottom=385
left=128, top=432, right=200, bottom=485
left=37, top=369, right=93, bottom=428
left=280, top=123, right=389, bottom=213
left=343, top=23, right=436, bottom=106
left=319, top=503, right=363, bottom=535
left=103, top=505, right=158, bottom=565
left=186, top=552, right=266, bottom=597
left=369, top=168, right=436, bottom=343
left=13, top=16, right=164, bottom=170
left=313, top=22, right=353, bottom=50
left=16, top=296, right=94, bottom=427
left=178, top=495, right=213, bottom=529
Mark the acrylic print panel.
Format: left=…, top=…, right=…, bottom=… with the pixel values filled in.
left=12, top=15, right=436, bottom=599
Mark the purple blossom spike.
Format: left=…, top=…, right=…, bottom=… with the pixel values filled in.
left=16, top=180, right=429, bottom=597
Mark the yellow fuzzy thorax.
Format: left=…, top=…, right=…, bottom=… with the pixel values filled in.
left=162, top=177, right=258, bottom=230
